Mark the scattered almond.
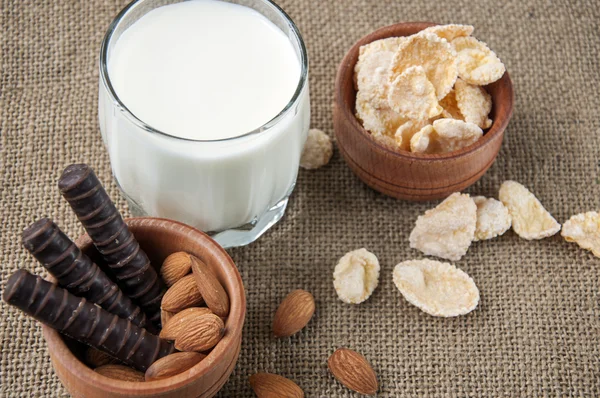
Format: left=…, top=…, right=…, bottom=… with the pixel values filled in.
left=161, top=274, right=204, bottom=312
left=272, top=289, right=315, bottom=338
left=191, top=256, right=230, bottom=317
left=94, top=364, right=145, bottom=382
left=174, top=313, right=225, bottom=352
left=327, top=348, right=378, bottom=395
left=145, top=352, right=206, bottom=381
left=249, top=372, right=304, bottom=398
left=160, top=307, right=213, bottom=340
left=85, top=347, right=119, bottom=368
left=161, top=252, right=193, bottom=287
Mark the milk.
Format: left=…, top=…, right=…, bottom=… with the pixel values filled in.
left=99, top=0, right=309, bottom=243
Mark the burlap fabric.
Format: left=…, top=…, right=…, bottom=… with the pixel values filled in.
left=1, top=0, right=599, bottom=396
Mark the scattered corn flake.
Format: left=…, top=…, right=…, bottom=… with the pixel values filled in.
left=410, top=125, right=436, bottom=153
left=409, top=192, right=477, bottom=261
left=395, top=119, right=430, bottom=151
left=421, top=24, right=475, bottom=42
left=439, top=89, right=463, bottom=120
left=561, top=211, right=600, bottom=258
left=452, top=37, right=505, bottom=85
left=455, top=78, right=492, bottom=129
left=431, top=118, right=483, bottom=152
left=498, top=180, right=561, bottom=240
left=392, top=259, right=479, bottom=317
left=300, top=129, right=333, bottom=170
left=356, top=90, right=407, bottom=136
left=387, top=66, right=443, bottom=120
left=473, top=196, right=511, bottom=241
left=390, top=32, right=458, bottom=100
left=333, top=248, right=380, bottom=304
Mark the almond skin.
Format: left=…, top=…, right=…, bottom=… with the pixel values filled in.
left=161, top=309, right=175, bottom=327
left=272, top=289, right=315, bottom=337
left=95, top=364, right=145, bottom=382
left=85, top=348, right=119, bottom=368
left=161, top=252, right=193, bottom=287
left=159, top=307, right=213, bottom=340
left=145, top=352, right=206, bottom=381
left=191, top=256, right=230, bottom=317
left=174, top=313, right=225, bottom=352
left=249, top=372, right=304, bottom=398
left=327, top=348, right=378, bottom=395
left=161, top=274, right=204, bottom=312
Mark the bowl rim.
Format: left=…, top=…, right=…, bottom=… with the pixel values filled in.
left=334, top=21, right=514, bottom=162
left=42, top=217, right=246, bottom=395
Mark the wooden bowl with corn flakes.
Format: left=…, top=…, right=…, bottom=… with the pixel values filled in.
left=333, top=22, right=514, bottom=201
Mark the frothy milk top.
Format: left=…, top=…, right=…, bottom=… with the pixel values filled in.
left=108, top=0, right=301, bottom=140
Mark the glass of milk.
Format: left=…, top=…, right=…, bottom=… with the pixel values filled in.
left=99, top=0, right=309, bottom=248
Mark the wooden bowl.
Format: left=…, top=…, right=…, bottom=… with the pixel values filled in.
left=334, top=22, right=514, bottom=201
left=42, top=217, right=246, bottom=398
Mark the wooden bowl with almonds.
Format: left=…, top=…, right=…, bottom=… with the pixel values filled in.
left=42, top=217, right=246, bottom=398
left=334, top=22, right=514, bottom=201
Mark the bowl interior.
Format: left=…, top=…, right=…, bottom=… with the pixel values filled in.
left=42, top=217, right=246, bottom=395
left=336, top=22, right=514, bottom=160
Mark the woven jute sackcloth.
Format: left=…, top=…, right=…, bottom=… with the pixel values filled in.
left=1, top=0, right=599, bottom=396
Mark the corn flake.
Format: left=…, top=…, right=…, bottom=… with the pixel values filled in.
left=409, top=192, right=477, bottom=261
left=561, top=212, right=600, bottom=258
left=439, top=89, right=463, bottom=120
left=455, top=78, right=492, bottom=129
left=356, top=90, right=406, bottom=136
left=396, top=119, right=430, bottom=151
left=300, top=129, right=333, bottom=170
left=390, top=32, right=458, bottom=100
left=334, top=248, right=380, bottom=304
left=452, top=37, right=505, bottom=85
left=473, top=196, right=511, bottom=241
left=387, top=66, right=443, bottom=120
left=371, top=132, right=401, bottom=151
left=499, top=181, right=561, bottom=240
left=355, top=51, right=394, bottom=100
left=421, top=24, right=475, bottom=42
left=392, top=259, right=479, bottom=317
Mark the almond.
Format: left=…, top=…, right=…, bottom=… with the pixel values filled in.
left=161, top=252, right=193, bottom=287
left=272, top=289, right=315, bottom=337
left=145, top=352, right=206, bottom=381
left=94, top=364, right=145, bottom=382
left=159, top=307, right=213, bottom=340
left=161, top=308, right=175, bottom=327
left=249, top=372, right=304, bottom=398
left=85, top=347, right=119, bottom=368
left=327, top=348, right=378, bottom=395
left=191, top=256, right=230, bottom=317
left=161, top=274, right=204, bottom=312
left=174, top=313, right=225, bottom=352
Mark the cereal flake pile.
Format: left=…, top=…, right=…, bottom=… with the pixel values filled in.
left=354, top=24, right=505, bottom=154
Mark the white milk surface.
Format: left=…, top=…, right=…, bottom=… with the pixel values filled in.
left=108, top=0, right=301, bottom=140
left=99, top=0, right=309, bottom=233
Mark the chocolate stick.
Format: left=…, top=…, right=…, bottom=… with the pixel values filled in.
left=3, top=270, right=174, bottom=372
left=58, top=164, right=165, bottom=327
left=21, top=218, right=153, bottom=333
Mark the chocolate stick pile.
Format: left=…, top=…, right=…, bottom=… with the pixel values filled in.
left=3, top=163, right=170, bottom=371
left=3, top=270, right=174, bottom=371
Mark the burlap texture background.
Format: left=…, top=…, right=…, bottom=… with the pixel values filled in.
left=1, top=0, right=599, bottom=396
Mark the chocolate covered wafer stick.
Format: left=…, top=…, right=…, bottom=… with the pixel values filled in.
left=3, top=270, right=174, bottom=371
left=58, top=164, right=165, bottom=327
left=21, top=218, right=153, bottom=332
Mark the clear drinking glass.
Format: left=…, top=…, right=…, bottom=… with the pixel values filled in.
left=98, top=0, right=309, bottom=248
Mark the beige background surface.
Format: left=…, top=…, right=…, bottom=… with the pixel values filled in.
left=1, top=0, right=599, bottom=396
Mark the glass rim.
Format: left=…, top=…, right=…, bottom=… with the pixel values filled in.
left=99, top=0, right=308, bottom=143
